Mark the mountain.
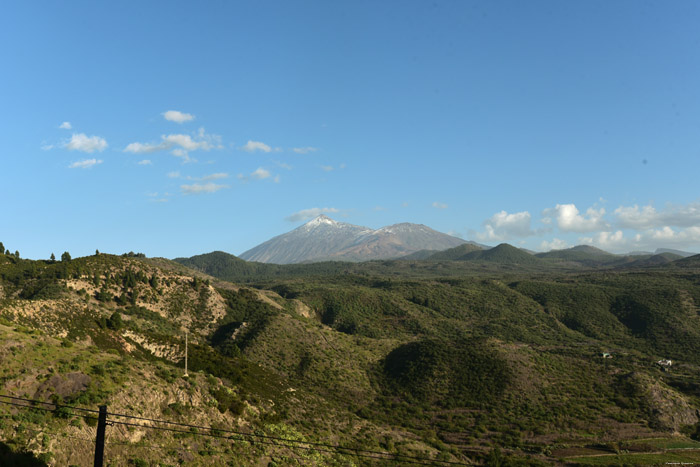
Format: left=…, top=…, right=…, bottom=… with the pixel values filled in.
left=238, top=216, right=372, bottom=264
left=238, top=215, right=466, bottom=264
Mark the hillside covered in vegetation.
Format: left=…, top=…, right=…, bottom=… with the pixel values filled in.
left=2, top=244, right=700, bottom=465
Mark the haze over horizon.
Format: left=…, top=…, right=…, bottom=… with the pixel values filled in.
left=3, top=1, right=700, bottom=259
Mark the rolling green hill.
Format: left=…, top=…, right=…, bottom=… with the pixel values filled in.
left=463, top=243, right=542, bottom=264
left=535, top=244, right=620, bottom=265
left=671, top=253, right=700, bottom=269
left=425, top=243, right=484, bottom=260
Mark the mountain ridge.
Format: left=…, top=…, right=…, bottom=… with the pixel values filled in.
left=239, top=215, right=467, bottom=264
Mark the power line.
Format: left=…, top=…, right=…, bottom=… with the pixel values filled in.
left=22, top=427, right=95, bottom=444
left=0, top=399, right=62, bottom=414
left=104, top=409, right=468, bottom=465
left=106, top=419, right=455, bottom=466
left=0, top=399, right=100, bottom=426
left=0, top=394, right=99, bottom=413
left=1, top=395, right=469, bottom=466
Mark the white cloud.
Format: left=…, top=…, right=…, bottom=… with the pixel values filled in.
left=137, top=159, right=152, bottom=165
left=539, top=238, right=569, bottom=251
left=178, top=172, right=229, bottom=181
left=286, top=207, right=339, bottom=222
left=241, top=140, right=272, bottom=153
left=59, top=122, right=72, bottom=130
left=251, top=168, right=270, bottom=180
left=292, top=147, right=318, bottom=154
left=542, top=204, right=608, bottom=232
left=578, top=226, right=700, bottom=253
left=320, top=163, right=345, bottom=172
left=374, top=206, right=386, bottom=211
left=65, top=133, right=108, bottom=153
left=41, top=144, right=54, bottom=151
left=274, top=175, right=281, bottom=183
left=238, top=167, right=272, bottom=181
left=146, top=192, right=169, bottom=203
left=162, top=133, right=213, bottom=151
left=476, top=210, right=535, bottom=241
left=69, top=158, right=103, bottom=169
left=614, top=203, right=700, bottom=229
left=163, top=110, right=194, bottom=123
left=124, top=129, right=221, bottom=161
left=180, top=183, right=228, bottom=194
left=580, top=231, right=627, bottom=250
left=171, top=148, right=194, bottom=162
left=648, top=226, right=700, bottom=247
left=432, top=202, right=448, bottom=210
left=124, top=142, right=164, bottom=154
left=199, top=172, right=228, bottom=181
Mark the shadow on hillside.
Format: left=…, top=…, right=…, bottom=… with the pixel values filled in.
left=0, top=441, right=48, bottom=466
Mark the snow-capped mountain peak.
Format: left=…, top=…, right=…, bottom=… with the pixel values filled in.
left=304, top=214, right=337, bottom=228
left=239, top=216, right=466, bottom=264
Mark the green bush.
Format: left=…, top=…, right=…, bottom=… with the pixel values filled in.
left=106, top=312, right=123, bottom=331
left=383, top=338, right=511, bottom=408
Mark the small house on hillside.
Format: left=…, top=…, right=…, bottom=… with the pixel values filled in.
left=657, top=359, right=673, bottom=367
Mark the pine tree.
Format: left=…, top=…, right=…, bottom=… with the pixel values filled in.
left=50, top=253, right=56, bottom=262
left=61, top=251, right=71, bottom=262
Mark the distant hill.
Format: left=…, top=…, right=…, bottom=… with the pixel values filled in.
left=174, top=251, right=269, bottom=279
left=612, top=252, right=683, bottom=269
left=464, top=243, right=541, bottom=264
left=536, top=245, right=619, bottom=266
left=670, top=253, right=700, bottom=268
left=422, top=243, right=540, bottom=265
left=238, top=215, right=466, bottom=264
left=626, top=248, right=696, bottom=258
left=397, top=249, right=441, bottom=260
left=655, top=248, right=697, bottom=258
left=426, top=243, right=485, bottom=260
left=174, top=250, right=356, bottom=282
left=533, top=245, right=692, bottom=269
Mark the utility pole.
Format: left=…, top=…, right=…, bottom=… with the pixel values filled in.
left=184, top=331, right=189, bottom=377
left=93, top=405, right=107, bottom=467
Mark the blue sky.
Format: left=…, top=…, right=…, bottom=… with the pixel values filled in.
left=2, top=0, right=700, bottom=259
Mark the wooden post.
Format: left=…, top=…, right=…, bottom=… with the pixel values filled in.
left=94, top=405, right=107, bottom=467
left=184, top=331, right=189, bottom=377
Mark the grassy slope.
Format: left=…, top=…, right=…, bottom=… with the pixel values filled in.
left=2, top=251, right=700, bottom=465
